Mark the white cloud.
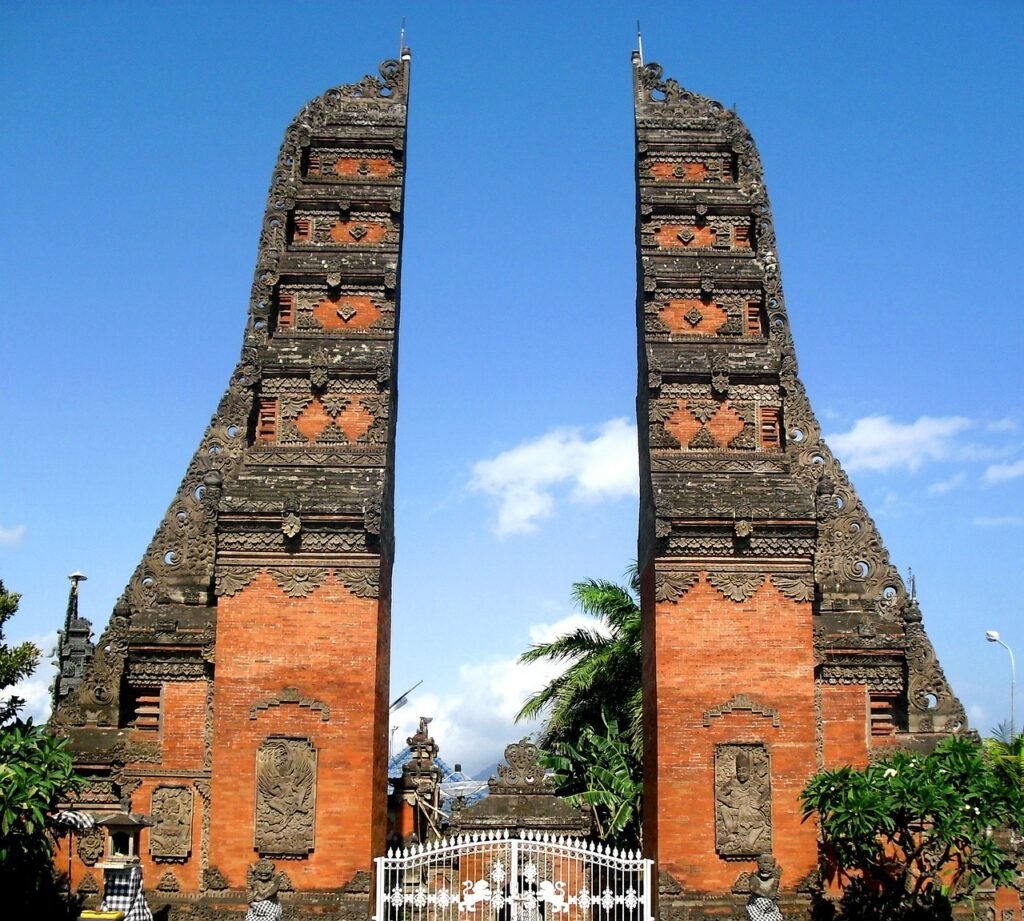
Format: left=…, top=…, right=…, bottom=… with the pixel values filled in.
left=927, top=471, right=967, bottom=495
left=0, top=524, right=26, bottom=546
left=987, top=418, right=1018, bottom=433
left=1, top=631, right=57, bottom=724
left=469, top=419, right=638, bottom=536
left=826, top=415, right=972, bottom=473
left=974, top=516, right=1024, bottom=527
left=984, top=459, right=1024, bottom=485
left=391, top=613, right=602, bottom=773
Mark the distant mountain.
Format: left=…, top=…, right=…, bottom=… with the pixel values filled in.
left=470, top=761, right=501, bottom=783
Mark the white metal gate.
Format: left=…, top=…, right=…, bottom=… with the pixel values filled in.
left=374, top=831, right=653, bottom=921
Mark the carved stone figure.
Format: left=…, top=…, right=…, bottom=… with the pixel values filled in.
left=149, top=785, right=193, bottom=859
left=254, top=737, right=317, bottom=855
left=246, top=858, right=282, bottom=921
left=715, top=744, right=772, bottom=857
left=746, top=854, right=783, bottom=921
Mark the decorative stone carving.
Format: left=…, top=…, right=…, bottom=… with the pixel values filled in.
left=715, top=743, right=772, bottom=858
left=77, top=872, right=100, bottom=896
left=150, top=785, right=194, bottom=860
left=707, top=571, right=764, bottom=603
left=655, top=570, right=699, bottom=603
left=77, top=825, right=104, bottom=865
left=255, top=737, right=317, bottom=855
left=247, top=858, right=282, bottom=915
left=733, top=855, right=783, bottom=921
left=703, top=694, right=780, bottom=728
left=214, top=567, right=260, bottom=597
left=203, top=866, right=230, bottom=891
left=336, top=567, right=379, bottom=599
left=769, top=573, right=814, bottom=603
left=491, top=739, right=555, bottom=793
left=268, top=567, right=329, bottom=598
left=156, top=871, right=181, bottom=892
left=249, top=687, right=330, bottom=722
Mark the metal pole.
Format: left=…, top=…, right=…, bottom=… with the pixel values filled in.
left=987, top=631, right=1016, bottom=739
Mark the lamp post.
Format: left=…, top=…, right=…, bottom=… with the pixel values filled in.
left=986, top=630, right=1016, bottom=740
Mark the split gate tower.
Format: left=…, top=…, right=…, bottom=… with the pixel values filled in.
left=50, top=50, right=969, bottom=915
left=633, top=54, right=965, bottom=905
left=52, top=55, right=410, bottom=900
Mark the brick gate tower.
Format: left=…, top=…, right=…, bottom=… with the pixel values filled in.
left=632, top=55, right=966, bottom=912
left=52, top=54, right=410, bottom=909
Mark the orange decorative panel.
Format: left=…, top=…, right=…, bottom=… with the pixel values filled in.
left=294, top=398, right=332, bottom=442
left=706, top=402, right=746, bottom=448
left=313, top=295, right=382, bottom=331
left=659, top=298, right=728, bottom=335
left=329, top=220, right=387, bottom=245
left=335, top=397, right=374, bottom=442
left=654, top=224, right=718, bottom=249
left=333, top=157, right=395, bottom=179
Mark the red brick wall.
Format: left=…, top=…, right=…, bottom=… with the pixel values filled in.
left=821, top=683, right=870, bottom=769
left=643, top=570, right=819, bottom=891
left=208, top=568, right=389, bottom=888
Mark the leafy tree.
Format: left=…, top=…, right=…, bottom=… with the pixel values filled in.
left=0, top=580, right=37, bottom=726
left=984, top=721, right=1024, bottom=794
left=0, top=579, right=82, bottom=913
left=515, top=565, right=644, bottom=846
left=543, top=709, right=643, bottom=848
left=801, top=736, right=1024, bottom=920
left=516, top=565, right=642, bottom=758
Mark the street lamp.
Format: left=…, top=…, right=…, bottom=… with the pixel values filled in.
left=986, top=630, right=1016, bottom=740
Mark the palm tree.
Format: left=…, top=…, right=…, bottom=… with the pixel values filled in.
left=515, top=564, right=642, bottom=759
left=985, top=721, right=1024, bottom=792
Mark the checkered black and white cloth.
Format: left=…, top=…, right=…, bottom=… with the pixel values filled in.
left=746, top=895, right=784, bottom=921
left=245, top=899, right=283, bottom=921
left=101, top=865, right=154, bottom=921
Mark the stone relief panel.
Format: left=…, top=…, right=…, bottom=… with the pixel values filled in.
left=150, top=785, right=194, bottom=860
left=255, top=737, right=318, bottom=856
left=715, top=743, right=772, bottom=858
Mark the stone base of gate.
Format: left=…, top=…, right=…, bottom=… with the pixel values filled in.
left=76, top=870, right=372, bottom=921
left=658, top=872, right=817, bottom=921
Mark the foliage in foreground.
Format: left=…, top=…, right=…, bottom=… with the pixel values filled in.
left=516, top=565, right=642, bottom=757
left=801, top=736, right=1024, bottom=920
left=542, top=710, right=643, bottom=849
left=515, top=565, right=643, bottom=847
left=0, top=579, right=82, bottom=913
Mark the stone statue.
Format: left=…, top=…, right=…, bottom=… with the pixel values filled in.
left=746, top=854, right=783, bottom=921
left=246, top=858, right=282, bottom=921
left=715, top=744, right=772, bottom=856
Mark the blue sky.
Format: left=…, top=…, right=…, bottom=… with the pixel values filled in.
left=2, top=2, right=1022, bottom=772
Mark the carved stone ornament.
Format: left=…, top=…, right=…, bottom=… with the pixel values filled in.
left=255, top=737, right=318, bottom=855
left=203, top=866, right=230, bottom=891
left=281, top=510, right=302, bottom=539
left=269, top=567, right=329, bottom=598
left=250, top=687, right=331, bottom=722
left=489, top=739, right=556, bottom=794
left=156, top=870, right=181, bottom=892
left=769, top=573, right=814, bottom=603
left=214, top=566, right=260, bottom=597
left=707, top=571, right=765, bottom=603
left=149, top=785, right=194, bottom=860
left=703, top=694, right=780, bottom=728
left=76, top=825, right=104, bottom=865
left=715, top=743, right=772, bottom=858
left=337, top=567, right=380, bottom=599
left=77, top=872, right=100, bottom=896
left=655, top=570, right=699, bottom=603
